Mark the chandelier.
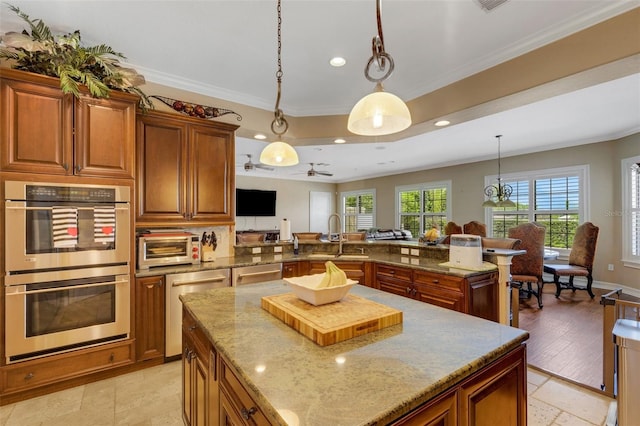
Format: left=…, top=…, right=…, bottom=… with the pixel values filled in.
left=260, top=0, right=299, bottom=167
left=347, top=0, right=411, bottom=136
left=482, top=135, right=515, bottom=208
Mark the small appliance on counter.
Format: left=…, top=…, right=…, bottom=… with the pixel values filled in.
left=448, top=234, right=483, bottom=269
left=137, top=229, right=200, bottom=270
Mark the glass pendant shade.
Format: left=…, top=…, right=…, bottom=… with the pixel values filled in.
left=348, top=84, right=411, bottom=136
left=260, top=140, right=299, bottom=166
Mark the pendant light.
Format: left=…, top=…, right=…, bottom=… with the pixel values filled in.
left=482, top=135, right=515, bottom=208
left=348, top=0, right=411, bottom=136
left=260, top=0, right=299, bottom=167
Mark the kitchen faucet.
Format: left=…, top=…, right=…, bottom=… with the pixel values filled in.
left=328, top=213, right=343, bottom=256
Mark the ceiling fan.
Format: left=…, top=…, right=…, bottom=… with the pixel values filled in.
left=306, top=163, right=333, bottom=177
left=242, top=154, right=274, bottom=172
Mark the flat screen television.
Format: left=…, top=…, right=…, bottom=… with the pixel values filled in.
left=236, top=188, right=277, bottom=217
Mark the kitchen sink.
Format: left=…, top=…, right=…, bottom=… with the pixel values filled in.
left=307, top=253, right=369, bottom=259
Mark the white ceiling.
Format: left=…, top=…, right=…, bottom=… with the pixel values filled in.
left=2, top=0, right=639, bottom=182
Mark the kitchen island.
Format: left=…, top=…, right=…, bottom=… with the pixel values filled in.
left=180, top=281, right=529, bottom=425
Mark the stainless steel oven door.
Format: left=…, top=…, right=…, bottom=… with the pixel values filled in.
left=4, top=265, right=130, bottom=363
left=4, top=199, right=130, bottom=272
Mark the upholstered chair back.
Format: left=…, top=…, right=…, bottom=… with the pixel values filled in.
left=568, top=222, right=599, bottom=269
left=508, top=223, right=545, bottom=278
left=463, top=221, right=487, bottom=237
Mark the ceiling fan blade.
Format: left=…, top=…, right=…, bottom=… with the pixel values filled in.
left=255, top=163, right=274, bottom=171
left=317, top=171, right=333, bottom=176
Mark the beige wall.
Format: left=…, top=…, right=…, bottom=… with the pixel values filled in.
left=235, top=176, right=335, bottom=233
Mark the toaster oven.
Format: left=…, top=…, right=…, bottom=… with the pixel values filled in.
left=137, top=232, right=200, bottom=270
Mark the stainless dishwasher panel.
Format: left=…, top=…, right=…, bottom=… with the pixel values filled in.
left=165, top=269, right=230, bottom=357
left=232, top=263, right=282, bottom=286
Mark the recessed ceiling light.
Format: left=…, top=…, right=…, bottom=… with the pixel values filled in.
left=435, top=120, right=450, bottom=127
left=329, top=57, right=346, bottom=67
left=254, top=133, right=267, bottom=140
left=334, top=138, right=346, bottom=144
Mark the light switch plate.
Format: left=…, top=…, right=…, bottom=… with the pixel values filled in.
left=252, top=247, right=262, bottom=254
left=274, top=246, right=282, bottom=253
left=401, top=248, right=409, bottom=255
left=410, top=249, right=419, bottom=256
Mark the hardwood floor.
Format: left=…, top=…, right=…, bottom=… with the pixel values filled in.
left=518, top=282, right=640, bottom=391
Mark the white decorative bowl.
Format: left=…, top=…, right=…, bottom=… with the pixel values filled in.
left=284, top=274, right=358, bottom=306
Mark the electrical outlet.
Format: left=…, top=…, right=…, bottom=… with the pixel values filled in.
left=401, top=248, right=409, bottom=255
left=252, top=247, right=261, bottom=254
left=252, top=256, right=261, bottom=263
left=607, top=264, right=614, bottom=271
left=274, top=246, right=282, bottom=253
left=274, top=254, right=282, bottom=261
left=410, top=249, right=420, bottom=256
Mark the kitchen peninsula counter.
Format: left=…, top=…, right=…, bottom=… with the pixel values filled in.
left=181, top=281, right=528, bottom=425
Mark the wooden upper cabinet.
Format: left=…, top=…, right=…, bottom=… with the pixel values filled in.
left=74, top=93, right=136, bottom=178
left=136, top=109, right=238, bottom=226
left=0, top=68, right=137, bottom=178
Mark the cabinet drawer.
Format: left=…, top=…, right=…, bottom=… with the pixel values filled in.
left=220, top=358, right=270, bottom=425
left=376, top=265, right=413, bottom=282
left=414, top=270, right=464, bottom=292
left=183, top=310, right=210, bottom=361
left=2, top=340, right=133, bottom=393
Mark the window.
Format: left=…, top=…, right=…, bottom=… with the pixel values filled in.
left=341, top=190, right=375, bottom=232
left=622, top=156, right=640, bottom=268
left=396, top=181, right=451, bottom=237
left=485, top=166, right=588, bottom=253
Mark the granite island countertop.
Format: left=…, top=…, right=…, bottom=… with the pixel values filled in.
left=181, top=281, right=529, bottom=425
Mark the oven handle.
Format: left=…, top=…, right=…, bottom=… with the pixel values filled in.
left=171, top=276, right=227, bottom=287
left=6, top=279, right=129, bottom=296
left=236, top=270, right=281, bottom=279
left=5, top=205, right=128, bottom=211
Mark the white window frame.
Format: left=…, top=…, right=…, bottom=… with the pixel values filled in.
left=395, top=180, right=452, bottom=236
left=484, top=165, right=589, bottom=257
left=339, top=189, right=376, bottom=232
left=622, top=155, right=640, bottom=269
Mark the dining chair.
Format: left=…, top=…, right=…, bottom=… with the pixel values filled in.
left=463, top=221, right=487, bottom=237
left=508, top=222, right=546, bottom=309
left=442, top=221, right=463, bottom=244
left=543, top=222, right=599, bottom=299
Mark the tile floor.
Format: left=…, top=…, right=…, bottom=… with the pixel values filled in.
left=0, top=361, right=614, bottom=426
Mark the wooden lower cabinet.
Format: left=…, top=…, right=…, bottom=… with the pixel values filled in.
left=376, top=265, right=499, bottom=322
left=219, top=358, right=270, bottom=425
left=182, top=308, right=218, bottom=426
left=392, top=345, right=526, bottom=426
left=135, top=275, right=165, bottom=361
left=307, top=260, right=368, bottom=286
left=282, top=261, right=298, bottom=278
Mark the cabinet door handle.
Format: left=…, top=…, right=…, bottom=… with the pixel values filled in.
left=75, top=165, right=81, bottom=173
left=24, top=372, right=34, bottom=381
left=62, top=163, right=69, bottom=171
left=432, top=279, right=440, bottom=284
left=412, top=288, right=417, bottom=296
left=241, top=407, right=257, bottom=420
left=405, top=287, right=411, bottom=294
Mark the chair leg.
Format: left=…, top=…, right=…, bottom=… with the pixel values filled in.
left=535, top=281, right=543, bottom=309
left=586, top=274, right=595, bottom=299
left=554, top=274, right=562, bottom=298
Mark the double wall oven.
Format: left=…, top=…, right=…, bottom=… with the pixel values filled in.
left=4, top=181, right=131, bottom=363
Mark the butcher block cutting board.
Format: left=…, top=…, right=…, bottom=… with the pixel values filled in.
left=261, top=293, right=403, bottom=346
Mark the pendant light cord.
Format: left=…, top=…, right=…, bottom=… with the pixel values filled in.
left=366, top=0, right=394, bottom=83
left=271, top=0, right=288, bottom=137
